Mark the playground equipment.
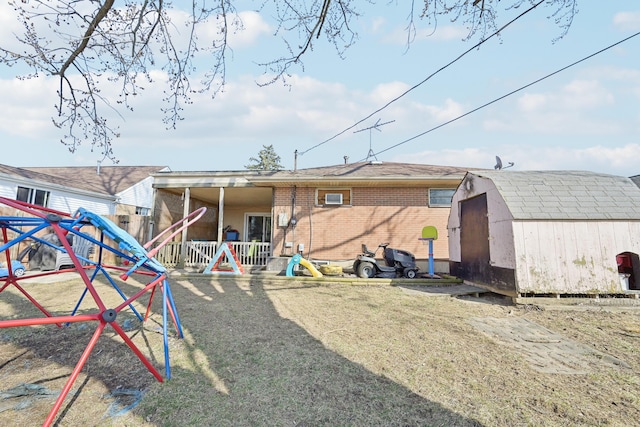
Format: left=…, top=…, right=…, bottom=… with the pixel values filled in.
left=286, top=254, right=323, bottom=277
left=203, top=242, right=244, bottom=275
left=419, top=226, right=438, bottom=278
left=0, top=196, right=205, bottom=426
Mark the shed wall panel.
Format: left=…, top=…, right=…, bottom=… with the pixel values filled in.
left=513, top=221, right=640, bottom=294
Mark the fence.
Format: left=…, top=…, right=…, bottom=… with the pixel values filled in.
left=0, top=205, right=271, bottom=271
left=154, top=241, right=272, bottom=269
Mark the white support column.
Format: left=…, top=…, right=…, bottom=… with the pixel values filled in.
left=178, top=187, right=191, bottom=268
left=217, top=187, right=225, bottom=245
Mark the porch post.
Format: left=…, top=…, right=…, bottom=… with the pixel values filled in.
left=217, top=187, right=225, bottom=245
left=178, top=187, right=190, bottom=268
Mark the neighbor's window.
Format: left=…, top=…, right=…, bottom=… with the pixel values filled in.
left=428, top=188, right=456, bottom=207
left=135, top=206, right=150, bottom=216
left=316, top=189, right=351, bottom=206
left=16, top=186, right=50, bottom=207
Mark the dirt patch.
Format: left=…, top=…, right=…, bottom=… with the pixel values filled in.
left=468, top=317, right=631, bottom=374
left=1, top=274, right=640, bottom=426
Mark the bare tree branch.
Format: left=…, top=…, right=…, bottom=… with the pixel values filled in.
left=0, top=0, right=579, bottom=163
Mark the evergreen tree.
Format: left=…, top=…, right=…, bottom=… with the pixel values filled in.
left=245, top=145, right=284, bottom=171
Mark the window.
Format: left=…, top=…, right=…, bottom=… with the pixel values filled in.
left=316, top=189, right=351, bottom=206
left=244, top=213, right=272, bottom=242
left=135, top=206, right=150, bottom=216
left=16, top=186, right=50, bottom=207
left=428, top=188, right=456, bottom=207
left=325, top=193, right=343, bottom=205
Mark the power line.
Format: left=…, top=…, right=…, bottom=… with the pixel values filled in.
left=297, top=0, right=546, bottom=156
left=360, top=30, right=640, bottom=162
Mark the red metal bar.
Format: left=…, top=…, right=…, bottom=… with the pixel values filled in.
left=0, top=314, right=97, bottom=329
left=144, top=286, right=158, bottom=321
left=110, top=321, right=164, bottom=382
left=114, top=275, right=165, bottom=313
left=49, top=222, right=108, bottom=313
left=4, top=281, right=57, bottom=323
left=43, top=322, right=106, bottom=427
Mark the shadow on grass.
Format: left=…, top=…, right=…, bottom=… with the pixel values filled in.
left=0, top=273, right=484, bottom=426
left=0, top=275, right=172, bottom=425
left=137, top=276, right=484, bottom=426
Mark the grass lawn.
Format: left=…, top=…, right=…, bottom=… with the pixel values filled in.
left=1, top=273, right=639, bottom=426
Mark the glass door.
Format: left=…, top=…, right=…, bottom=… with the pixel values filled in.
left=245, top=213, right=272, bottom=242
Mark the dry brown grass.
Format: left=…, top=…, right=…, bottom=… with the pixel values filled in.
left=1, top=273, right=639, bottom=426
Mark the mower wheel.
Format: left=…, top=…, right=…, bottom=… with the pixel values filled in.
left=404, top=268, right=417, bottom=279
left=356, top=262, right=376, bottom=278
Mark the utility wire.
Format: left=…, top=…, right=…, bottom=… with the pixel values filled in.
left=298, top=0, right=546, bottom=156
left=361, top=30, right=640, bottom=161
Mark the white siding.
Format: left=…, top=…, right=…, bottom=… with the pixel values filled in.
left=513, top=221, right=640, bottom=293
left=0, top=176, right=115, bottom=215
left=0, top=179, right=17, bottom=199
left=47, top=190, right=115, bottom=215
left=117, top=175, right=155, bottom=209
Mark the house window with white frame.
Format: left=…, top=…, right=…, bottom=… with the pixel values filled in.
left=316, top=189, right=351, bottom=206
left=16, top=186, right=50, bottom=207
left=428, top=188, right=456, bottom=207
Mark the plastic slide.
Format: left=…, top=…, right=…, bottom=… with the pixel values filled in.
left=286, top=254, right=323, bottom=277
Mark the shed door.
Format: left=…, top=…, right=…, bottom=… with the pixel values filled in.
left=460, top=193, right=490, bottom=282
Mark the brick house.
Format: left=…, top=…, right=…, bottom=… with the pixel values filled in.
left=151, top=161, right=469, bottom=270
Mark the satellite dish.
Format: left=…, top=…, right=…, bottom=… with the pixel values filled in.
left=494, top=155, right=514, bottom=170
left=494, top=156, right=503, bottom=170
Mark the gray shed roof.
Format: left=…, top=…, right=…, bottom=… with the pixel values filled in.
left=468, top=170, right=640, bottom=220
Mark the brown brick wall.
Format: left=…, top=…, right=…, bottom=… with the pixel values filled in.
left=272, top=186, right=452, bottom=260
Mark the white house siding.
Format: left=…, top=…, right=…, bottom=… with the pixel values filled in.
left=0, top=182, right=17, bottom=199
left=117, top=175, right=155, bottom=209
left=47, top=190, right=115, bottom=215
left=512, top=221, right=640, bottom=294
left=0, top=176, right=115, bottom=215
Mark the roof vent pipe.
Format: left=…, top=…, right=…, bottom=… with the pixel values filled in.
left=344, top=156, right=349, bottom=164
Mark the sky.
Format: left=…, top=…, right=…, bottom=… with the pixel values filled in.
left=0, top=1, right=639, bottom=176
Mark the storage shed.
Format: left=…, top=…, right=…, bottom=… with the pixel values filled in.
left=448, top=170, right=640, bottom=297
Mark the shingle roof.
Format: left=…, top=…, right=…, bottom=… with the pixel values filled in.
left=0, top=164, right=72, bottom=189
left=1, top=164, right=168, bottom=196
left=251, top=162, right=472, bottom=186
left=287, top=161, right=470, bottom=178
left=469, top=170, right=640, bottom=220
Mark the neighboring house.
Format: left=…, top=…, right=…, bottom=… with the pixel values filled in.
left=0, top=163, right=169, bottom=266
left=152, top=161, right=470, bottom=269
left=448, top=170, right=640, bottom=297
left=0, top=164, right=169, bottom=215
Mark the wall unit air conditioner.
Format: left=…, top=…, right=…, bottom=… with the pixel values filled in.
left=325, top=193, right=343, bottom=205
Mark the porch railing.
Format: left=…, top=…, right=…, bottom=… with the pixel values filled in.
left=154, top=241, right=272, bottom=269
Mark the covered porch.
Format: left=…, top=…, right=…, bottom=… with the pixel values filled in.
left=151, top=171, right=274, bottom=270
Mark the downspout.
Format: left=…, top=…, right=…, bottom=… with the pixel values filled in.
left=178, top=187, right=190, bottom=268
left=148, top=187, right=157, bottom=243
left=290, top=185, right=297, bottom=255
left=307, top=188, right=313, bottom=260
left=217, top=187, right=225, bottom=246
